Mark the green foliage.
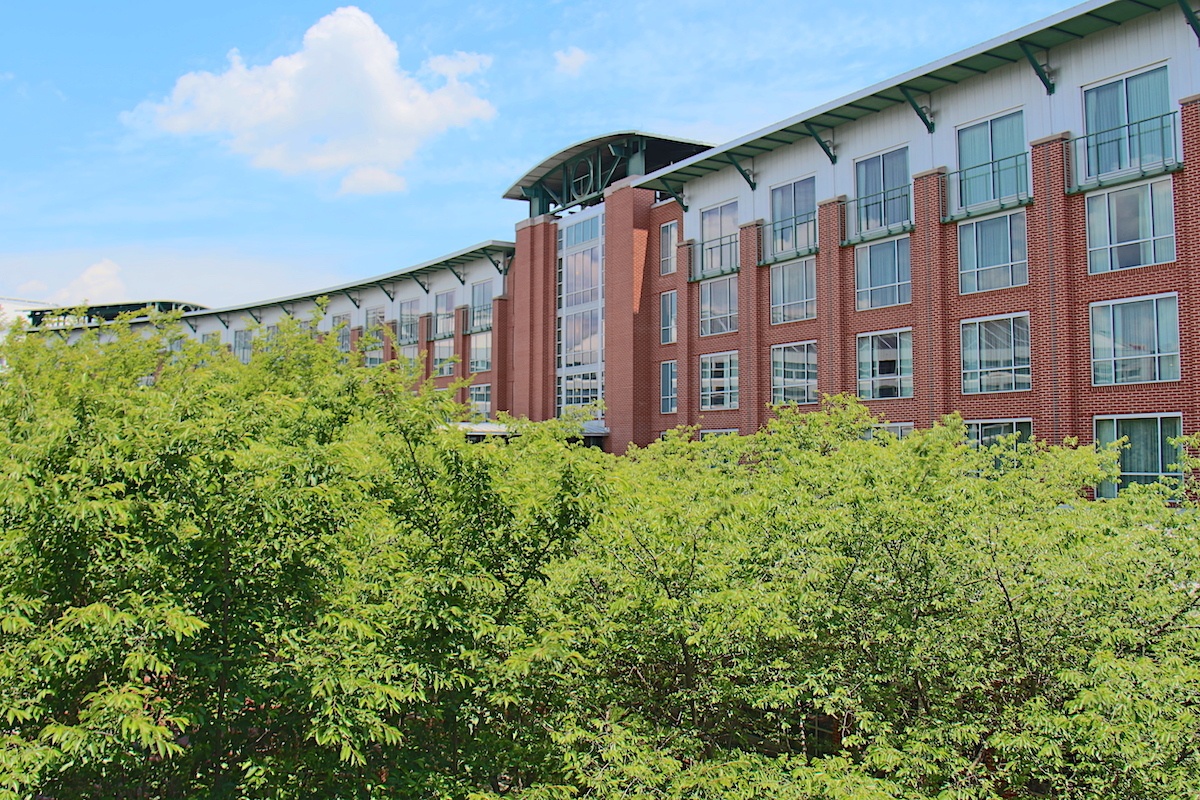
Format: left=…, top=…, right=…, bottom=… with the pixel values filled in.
left=0, top=318, right=1196, bottom=799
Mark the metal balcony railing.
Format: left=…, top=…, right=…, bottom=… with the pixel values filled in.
left=432, top=311, right=455, bottom=339
left=397, top=315, right=419, bottom=344
left=945, top=152, right=1030, bottom=218
left=469, top=303, right=493, bottom=331
left=766, top=212, right=818, bottom=260
left=692, top=233, right=739, bottom=280
left=843, top=184, right=911, bottom=242
left=1070, top=111, right=1179, bottom=189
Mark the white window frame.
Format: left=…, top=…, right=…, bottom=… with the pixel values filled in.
left=469, top=330, right=492, bottom=373
left=364, top=306, right=386, bottom=367
left=660, top=360, right=677, bottom=414
left=699, top=351, right=739, bottom=410
left=699, top=275, right=738, bottom=336
left=966, top=418, right=1033, bottom=448
left=855, top=236, right=911, bottom=310
left=233, top=329, right=253, bottom=364
left=1085, top=176, right=1175, bottom=274
left=1090, top=293, right=1179, bottom=386
left=433, top=291, right=456, bottom=338
left=1094, top=413, right=1183, bottom=498
left=660, top=221, right=678, bottom=275
left=433, top=338, right=454, bottom=377
left=958, top=210, right=1028, bottom=294
left=857, top=328, right=913, bottom=400
left=697, top=200, right=739, bottom=277
left=770, top=257, right=816, bottom=323
left=771, top=341, right=818, bottom=405
left=960, top=312, right=1031, bottom=395
left=768, top=176, right=817, bottom=257
left=469, top=383, right=492, bottom=417
left=660, top=290, right=677, bottom=344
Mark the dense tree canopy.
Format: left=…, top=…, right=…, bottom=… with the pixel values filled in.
left=0, top=313, right=1196, bottom=799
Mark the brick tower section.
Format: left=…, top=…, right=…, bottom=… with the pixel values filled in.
left=603, top=180, right=656, bottom=452
left=676, top=240, right=698, bottom=430
left=816, top=197, right=849, bottom=396
left=509, top=215, right=559, bottom=421
left=491, top=294, right=511, bottom=414
left=737, top=220, right=765, bottom=433
left=911, top=168, right=953, bottom=426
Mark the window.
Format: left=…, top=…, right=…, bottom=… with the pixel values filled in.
left=966, top=419, right=1032, bottom=447
left=1091, top=294, right=1179, bottom=385
left=233, top=330, right=253, bottom=364
left=854, top=147, right=909, bottom=233
left=660, top=360, right=677, bottom=414
left=469, top=330, right=492, bottom=372
left=560, top=309, right=602, bottom=367
left=561, top=372, right=601, bottom=408
left=1086, top=178, right=1175, bottom=273
left=1095, top=414, right=1182, bottom=497
left=961, top=313, right=1031, bottom=394
left=956, top=111, right=1026, bottom=207
left=856, top=237, right=910, bottom=310
left=201, top=332, right=221, bottom=345
left=399, top=344, right=419, bottom=362
left=660, top=221, right=678, bottom=275
left=868, top=422, right=915, bottom=439
left=332, top=313, right=351, bottom=353
left=434, top=338, right=454, bottom=376
left=433, top=291, right=455, bottom=337
left=364, top=306, right=386, bottom=367
left=397, top=300, right=419, bottom=343
left=471, top=280, right=493, bottom=329
left=857, top=330, right=912, bottom=399
left=699, top=275, right=738, bottom=335
left=660, top=291, right=677, bottom=344
left=769, top=177, right=816, bottom=256
left=698, top=201, right=739, bottom=276
left=699, top=351, right=739, bottom=410
left=469, top=384, right=492, bottom=417
left=561, top=238, right=601, bottom=306
left=1084, top=66, right=1172, bottom=179
left=771, top=342, right=818, bottom=404
left=959, top=211, right=1027, bottom=293
left=771, top=258, right=816, bottom=323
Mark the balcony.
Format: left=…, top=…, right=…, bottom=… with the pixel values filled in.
left=691, top=233, right=740, bottom=281
left=431, top=311, right=455, bottom=340
left=944, top=152, right=1030, bottom=221
left=1069, top=112, right=1180, bottom=191
left=842, top=184, right=912, bottom=244
left=764, top=211, right=818, bottom=262
left=468, top=303, right=493, bottom=332
left=397, top=315, right=419, bottom=345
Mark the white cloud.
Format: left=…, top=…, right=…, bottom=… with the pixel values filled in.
left=0, top=72, right=14, bottom=82
left=553, top=46, right=589, bottom=77
left=123, top=6, right=495, bottom=194
left=50, top=259, right=127, bottom=306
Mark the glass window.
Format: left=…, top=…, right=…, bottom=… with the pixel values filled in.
left=469, top=330, right=492, bottom=372
left=957, top=111, right=1026, bottom=206
left=433, top=291, right=455, bottom=337
left=966, top=419, right=1032, bottom=448
left=201, top=331, right=221, bottom=345
left=854, top=147, right=909, bottom=232
left=1095, top=414, right=1182, bottom=497
left=471, top=280, right=493, bottom=329
left=561, top=372, right=601, bottom=409
left=1091, top=294, right=1179, bottom=385
left=233, top=329, right=253, bottom=364
left=959, top=211, right=1027, bottom=293
left=364, top=306, right=386, bottom=367
left=1084, top=67, right=1171, bottom=178
left=433, top=338, right=454, bottom=376
left=961, top=313, right=1031, bottom=394
left=769, top=177, right=816, bottom=256
left=660, top=360, right=677, bottom=414
left=699, top=275, right=738, bottom=336
left=399, top=344, right=419, bottom=362
left=698, top=201, right=739, bottom=276
left=560, top=309, right=602, bottom=367
left=660, top=291, right=677, bottom=344
left=699, top=351, right=739, bottom=410
left=331, top=313, right=351, bottom=353
left=771, top=341, right=818, bottom=405
left=856, top=237, right=911, bottom=310
left=857, top=330, right=913, bottom=399
left=469, top=384, right=492, bottom=417
left=1086, top=178, right=1175, bottom=273
left=397, top=300, right=419, bottom=343
left=771, top=258, right=816, bottom=323
left=660, top=221, right=678, bottom=275
left=868, top=422, right=915, bottom=439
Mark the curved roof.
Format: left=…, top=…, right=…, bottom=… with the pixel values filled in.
left=503, top=131, right=712, bottom=202
left=634, top=0, right=1182, bottom=196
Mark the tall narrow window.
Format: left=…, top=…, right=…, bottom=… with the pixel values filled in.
left=698, top=201, right=739, bottom=277
left=856, top=237, right=910, bottom=310
left=397, top=300, right=419, bottom=343
left=433, top=339, right=454, bottom=377
left=660, top=221, right=678, bottom=275
left=364, top=306, right=386, bottom=367
left=959, top=211, right=1027, bottom=293
left=957, top=111, right=1026, bottom=207
left=1095, top=414, right=1182, bottom=497
left=771, top=342, right=818, bottom=404
left=233, top=330, right=253, bottom=364
left=770, top=177, right=816, bottom=257
left=699, top=276, right=737, bottom=335
left=660, top=291, right=677, bottom=344
left=331, top=313, right=351, bottom=353
left=471, top=280, right=493, bottom=330
left=699, top=352, right=739, bottom=409
left=854, top=147, right=909, bottom=233
left=1091, top=294, right=1179, bottom=385
left=857, top=330, right=913, bottom=399
left=771, top=258, right=816, bottom=323
left=961, top=313, right=1031, bottom=394
left=660, top=360, right=677, bottom=414
left=1085, top=67, right=1171, bottom=179
left=434, top=291, right=455, bottom=337
left=469, top=330, right=492, bottom=372
left=469, top=384, right=492, bottom=417
left=1086, top=178, right=1175, bottom=273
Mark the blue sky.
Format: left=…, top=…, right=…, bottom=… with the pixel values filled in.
left=0, top=0, right=1068, bottom=312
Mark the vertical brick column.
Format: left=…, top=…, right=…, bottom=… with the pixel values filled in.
left=910, top=168, right=952, bottom=426
left=509, top=215, right=559, bottom=421
left=678, top=241, right=698, bottom=430
left=454, top=305, right=470, bottom=402
left=737, top=220, right=765, bottom=433
left=816, top=197, right=848, bottom=396
left=1027, top=132, right=1080, bottom=444
left=418, top=314, right=432, bottom=379
left=1175, top=95, right=1200, bottom=437
left=603, top=180, right=654, bottom=452
left=491, top=295, right=511, bottom=414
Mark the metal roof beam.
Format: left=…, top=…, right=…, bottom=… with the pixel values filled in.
left=724, top=153, right=756, bottom=190
left=379, top=283, right=396, bottom=302
left=448, top=265, right=466, bottom=285
left=413, top=275, right=430, bottom=294
left=659, top=182, right=688, bottom=212
left=246, top=308, right=262, bottom=324
left=804, top=122, right=837, bottom=164
left=899, top=87, right=935, bottom=133
left=1018, top=41, right=1056, bottom=94
left=1180, top=0, right=1200, bottom=44
left=484, top=250, right=509, bottom=275
left=216, top=314, right=230, bottom=329
left=341, top=290, right=361, bottom=308
left=183, top=318, right=197, bottom=333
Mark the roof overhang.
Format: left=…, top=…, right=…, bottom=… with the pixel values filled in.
left=634, top=0, right=1183, bottom=200
left=27, top=300, right=206, bottom=328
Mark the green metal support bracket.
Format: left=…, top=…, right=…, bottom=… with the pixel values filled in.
left=660, top=181, right=688, bottom=212
left=412, top=276, right=430, bottom=294
left=341, top=290, right=361, bottom=308
left=183, top=318, right=197, bottom=333
left=379, top=284, right=395, bottom=302
left=899, top=87, right=935, bottom=133
left=725, top=153, right=756, bottom=190
left=1018, top=42, right=1055, bottom=94
left=448, top=265, right=466, bottom=285
left=804, top=123, right=837, bottom=164
left=246, top=308, right=262, bottom=324
left=1180, top=0, right=1200, bottom=44
left=216, top=314, right=230, bottom=329
left=484, top=251, right=508, bottom=275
